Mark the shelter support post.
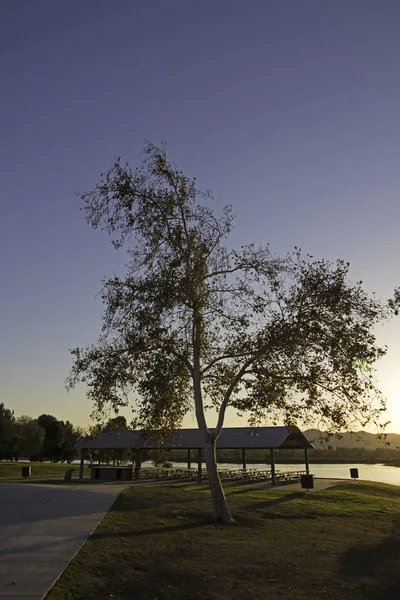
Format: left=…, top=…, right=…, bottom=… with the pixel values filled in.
left=242, top=448, right=247, bottom=470
left=197, top=448, right=202, bottom=483
left=270, top=448, right=276, bottom=485
left=79, top=451, right=84, bottom=479
left=134, top=448, right=142, bottom=480
left=187, top=449, right=191, bottom=469
left=305, top=448, right=309, bottom=475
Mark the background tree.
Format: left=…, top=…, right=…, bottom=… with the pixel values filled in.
left=0, top=403, right=16, bottom=460
left=37, top=414, right=64, bottom=461
left=83, top=416, right=130, bottom=465
left=68, top=144, right=398, bottom=522
left=14, top=416, right=45, bottom=461
left=36, top=414, right=81, bottom=462
left=58, top=420, right=82, bottom=463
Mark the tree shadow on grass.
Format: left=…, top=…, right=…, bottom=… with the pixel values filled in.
left=245, top=491, right=306, bottom=510
left=340, top=533, right=400, bottom=600
left=224, top=486, right=263, bottom=497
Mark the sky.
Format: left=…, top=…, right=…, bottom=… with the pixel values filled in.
left=1, top=0, right=399, bottom=432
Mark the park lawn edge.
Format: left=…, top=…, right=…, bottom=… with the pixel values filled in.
left=46, top=480, right=400, bottom=600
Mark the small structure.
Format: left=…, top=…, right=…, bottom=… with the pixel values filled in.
left=300, top=473, right=314, bottom=490
left=21, top=466, right=31, bottom=478
left=90, top=465, right=133, bottom=481
left=80, top=427, right=314, bottom=484
left=64, top=468, right=75, bottom=481
left=350, top=468, right=359, bottom=480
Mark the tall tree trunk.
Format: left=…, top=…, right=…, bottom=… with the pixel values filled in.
left=192, top=312, right=234, bottom=523
left=204, top=433, right=234, bottom=523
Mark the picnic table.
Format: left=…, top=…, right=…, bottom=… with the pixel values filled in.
left=136, top=467, right=313, bottom=484
left=218, top=469, right=312, bottom=484
left=139, top=467, right=197, bottom=480
left=217, top=468, right=276, bottom=482
left=275, top=470, right=311, bottom=483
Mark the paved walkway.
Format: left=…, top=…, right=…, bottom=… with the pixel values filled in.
left=0, top=482, right=126, bottom=599
left=277, top=477, right=347, bottom=492
left=0, top=476, right=348, bottom=599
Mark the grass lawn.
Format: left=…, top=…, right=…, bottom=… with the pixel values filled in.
left=0, top=461, right=89, bottom=481
left=46, top=480, right=400, bottom=600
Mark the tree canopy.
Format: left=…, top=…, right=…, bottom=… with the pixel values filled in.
left=83, top=416, right=131, bottom=465
left=0, top=403, right=16, bottom=459
left=0, top=405, right=83, bottom=463
left=37, top=414, right=82, bottom=462
left=68, top=143, right=398, bottom=521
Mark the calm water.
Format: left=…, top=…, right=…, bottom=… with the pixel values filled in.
left=274, top=463, right=400, bottom=485
left=141, top=461, right=400, bottom=486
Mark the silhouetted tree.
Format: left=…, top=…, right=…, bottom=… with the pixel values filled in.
left=68, top=143, right=399, bottom=522
left=0, top=403, right=16, bottom=459
left=59, top=421, right=82, bottom=463
left=83, top=416, right=130, bottom=465
left=14, top=416, right=45, bottom=461
left=37, top=414, right=65, bottom=461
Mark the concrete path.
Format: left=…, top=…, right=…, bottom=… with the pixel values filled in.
left=0, top=482, right=126, bottom=599
left=277, top=477, right=348, bottom=492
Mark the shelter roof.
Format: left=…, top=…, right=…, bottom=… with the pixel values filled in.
left=81, top=426, right=314, bottom=450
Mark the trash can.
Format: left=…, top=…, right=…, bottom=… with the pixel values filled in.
left=350, top=468, right=359, bottom=479
left=301, top=474, right=314, bottom=489
left=21, top=466, right=31, bottom=478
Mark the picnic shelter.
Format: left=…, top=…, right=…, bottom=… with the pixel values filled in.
left=80, top=426, right=314, bottom=484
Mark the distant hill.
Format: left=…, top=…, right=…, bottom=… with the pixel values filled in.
left=304, top=429, right=400, bottom=450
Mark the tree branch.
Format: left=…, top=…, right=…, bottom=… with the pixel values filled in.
left=201, top=351, right=256, bottom=376
left=205, top=266, right=245, bottom=280
left=214, top=350, right=265, bottom=437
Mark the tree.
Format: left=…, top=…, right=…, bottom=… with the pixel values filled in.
left=36, top=415, right=82, bottom=462
left=68, top=144, right=398, bottom=522
left=0, top=403, right=16, bottom=459
left=83, top=416, right=131, bottom=465
left=14, top=416, right=45, bottom=460
left=37, top=414, right=65, bottom=462
left=58, top=421, right=82, bottom=463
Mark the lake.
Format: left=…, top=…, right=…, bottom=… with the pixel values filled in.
left=146, top=461, right=400, bottom=486
left=275, top=463, right=400, bottom=485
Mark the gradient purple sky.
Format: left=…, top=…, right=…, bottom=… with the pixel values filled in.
left=1, top=1, right=399, bottom=431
